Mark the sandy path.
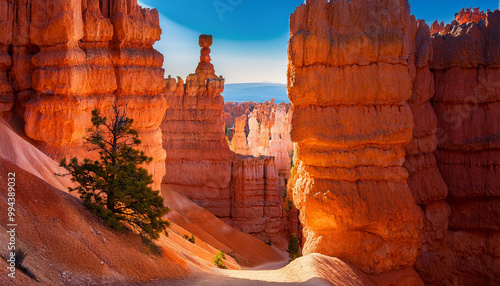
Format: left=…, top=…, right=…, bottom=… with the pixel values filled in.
left=141, top=254, right=374, bottom=286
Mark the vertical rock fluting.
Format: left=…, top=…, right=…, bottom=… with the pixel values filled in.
left=226, top=102, right=294, bottom=190
left=427, top=11, right=500, bottom=284
left=247, top=113, right=261, bottom=154
left=162, top=35, right=233, bottom=218
left=230, top=155, right=285, bottom=247
left=288, top=0, right=422, bottom=282
left=20, top=0, right=166, bottom=189
left=406, top=20, right=451, bottom=283
left=231, top=114, right=250, bottom=155
left=268, top=104, right=293, bottom=189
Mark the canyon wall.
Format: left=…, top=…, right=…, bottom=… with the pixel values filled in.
left=288, top=2, right=500, bottom=284
left=162, top=36, right=287, bottom=246
left=288, top=0, right=422, bottom=284
left=419, top=11, right=500, bottom=285
left=1, top=0, right=166, bottom=189
left=406, top=20, right=452, bottom=284
left=225, top=102, right=293, bottom=189
left=230, top=155, right=285, bottom=246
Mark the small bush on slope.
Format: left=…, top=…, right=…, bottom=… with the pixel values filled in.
left=287, top=234, right=302, bottom=261
left=213, top=251, right=227, bottom=269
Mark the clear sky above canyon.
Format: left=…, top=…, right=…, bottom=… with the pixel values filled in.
left=139, top=0, right=499, bottom=84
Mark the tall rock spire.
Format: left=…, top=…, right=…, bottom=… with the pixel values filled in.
left=195, top=34, right=217, bottom=81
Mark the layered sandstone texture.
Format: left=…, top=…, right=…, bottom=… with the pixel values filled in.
left=162, top=35, right=233, bottom=218
left=1, top=0, right=166, bottom=189
left=455, top=7, right=487, bottom=25
left=230, top=155, right=285, bottom=247
left=406, top=20, right=452, bottom=284
left=162, top=36, right=286, bottom=246
left=420, top=10, right=500, bottom=285
left=288, top=0, right=422, bottom=283
left=225, top=101, right=293, bottom=189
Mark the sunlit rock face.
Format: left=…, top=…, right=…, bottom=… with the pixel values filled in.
left=455, top=7, right=487, bottom=25
left=225, top=101, right=294, bottom=190
left=0, top=0, right=166, bottom=189
left=417, top=10, right=500, bottom=285
left=162, top=36, right=287, bottom=246
left=288, top=0, right=423, bottom=284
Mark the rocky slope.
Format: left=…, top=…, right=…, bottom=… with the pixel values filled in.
left=0, top=119, right=287, bottom=285
left=0, top=0, right=166, bottom=189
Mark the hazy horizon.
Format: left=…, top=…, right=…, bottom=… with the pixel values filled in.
left=140, top=0, right=499, bottom=84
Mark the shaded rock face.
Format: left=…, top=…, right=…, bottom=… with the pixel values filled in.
left=1, top=0, right=166, bottom=189
left=162, top=36, right=287, bottom=247
left=413, top=10, right=500, bottom=285
left=230, top=155, right=286, bottom=247
left=225, top=101, right=293, bottom=190
left=288, top=0, right=423, bottom=283
left=406, top=19, right=452, bottom=284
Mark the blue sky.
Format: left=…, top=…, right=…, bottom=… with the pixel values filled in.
left=139, top=0, right=498, bottom=84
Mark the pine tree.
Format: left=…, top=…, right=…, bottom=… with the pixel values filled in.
left=59, top=104, right=170, bottom=240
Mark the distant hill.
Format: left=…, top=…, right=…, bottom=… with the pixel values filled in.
left=222, top=83, right=289, bottom=103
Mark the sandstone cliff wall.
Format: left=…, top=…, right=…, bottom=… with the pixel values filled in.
left=288, top=0, right=423, bottom=284
left=1, top=0, right=166, bottom=189
left=420, top=10, right=500, bottom=285
left=288, top=2, right=500, bottom=283
left=225, top=102, right=293, bottom=190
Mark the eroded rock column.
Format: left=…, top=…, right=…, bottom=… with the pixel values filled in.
left=24, top=0, right=166, bottom=189
left=162, top=35, right=234, bottom=218
left=288, top=0, right=422, bottom=282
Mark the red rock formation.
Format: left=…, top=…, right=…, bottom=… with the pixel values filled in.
left=0, top=0, right=167, bottom=189
left=269, top=104, right=293, bottom=189
left=247, top=113, right=261, bottom=153
left=225, top=101, right=294, bottom=190
left=430, top=20, right=445, bottom=35
left=455, top=7, right=487, bottom=25
left=419, top=10, right=500, bottom=285
left=288, top=0, right=422, bottom=284
left=230, top=114, right=249, bottom=155
left=406, top=19, right=451, bottom=283
left=162, top=35, right=233, bottom=218
left=230, top=155, right=286, bottom=247
left=0, top=1, right=14, bottom=116
left=162, top=36, right=287, bottom=246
